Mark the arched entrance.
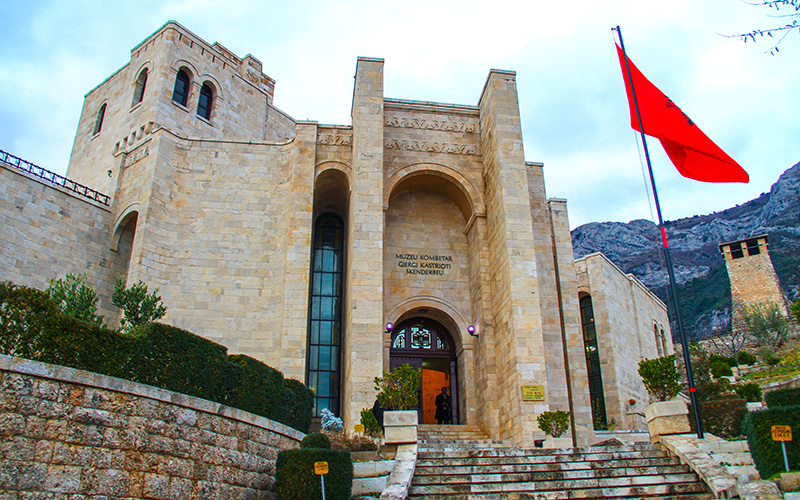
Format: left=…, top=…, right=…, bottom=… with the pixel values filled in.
left=389, top=318, right=458, bottom=424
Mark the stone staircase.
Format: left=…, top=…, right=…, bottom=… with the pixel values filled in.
left=410, top=427, right=713, bottom=499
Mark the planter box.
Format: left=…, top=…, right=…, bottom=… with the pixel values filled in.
left=384, top=410, right=417, bottom=444
left=645, top=401, right=689, bottom=443
left=542, top=436, right=573, bottom=449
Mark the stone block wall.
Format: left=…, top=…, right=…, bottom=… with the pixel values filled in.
left=0, top=163, right=123, bottom=320
left=0, top=354, right=303, bottom=499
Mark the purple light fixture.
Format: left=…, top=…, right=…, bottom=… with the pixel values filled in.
left=467, top=325, right=477, bottom=337
left=385, top=322, right=394, bottom=332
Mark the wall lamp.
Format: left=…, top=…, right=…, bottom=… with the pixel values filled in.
left=467, top=325, right=478, bottom=338
left=385, top=322, right=394, bottom=333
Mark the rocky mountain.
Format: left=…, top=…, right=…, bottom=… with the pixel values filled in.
left=571, top=162, right=800, bottom=338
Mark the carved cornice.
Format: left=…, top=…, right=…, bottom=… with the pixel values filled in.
left=384, top=139, right=479, bottom=156
left=385, top=116, right=479, bottom=134
left=317, top=132, right=352, bottom=146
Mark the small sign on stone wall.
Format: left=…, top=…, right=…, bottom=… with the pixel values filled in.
left=521, top=385, right=545, bottom=401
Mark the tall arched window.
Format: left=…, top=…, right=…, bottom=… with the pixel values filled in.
left=93, top=103, right=106, bottom=135
left=197, top=83, right=213, bottom=120
left=580, top=294, right=607, bottom=429
left=172, top=69, right=190, bottom=106
left=654, top=324, right=663, bottom=356
left=132, top=68, right=148, bottom=106
left=306, top=214, right=344, bottom=416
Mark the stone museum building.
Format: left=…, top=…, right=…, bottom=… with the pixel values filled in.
left=0, top=21, right=671, bottom=446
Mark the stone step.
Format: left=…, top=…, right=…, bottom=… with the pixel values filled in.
left=414, top=462, right=689, bottom=479
left=419, top=442, right=660, bottom=458
left=409, top=474, right=711, bottom=497
left=417, top=449, right=674, bottom=466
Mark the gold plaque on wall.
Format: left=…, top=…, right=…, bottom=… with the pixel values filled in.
left=521, top=385, right=545, bottom=401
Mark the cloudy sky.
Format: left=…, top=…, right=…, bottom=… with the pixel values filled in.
left=1, top=0, right=798, bottom=228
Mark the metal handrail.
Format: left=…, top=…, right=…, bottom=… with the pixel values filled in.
left=0, top=150, right=110, bottom=206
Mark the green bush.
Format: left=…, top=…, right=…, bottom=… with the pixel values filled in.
left=537, top=410, right=570, bottom=438
left=301, top=432, right=332, bottom=449
left=374, top=363, right=422, bottom=410
left=734, top=382, right=763, bottom=403
left=742, top=405, right=800, bottom=479
left=638, top=355, right=682, bottom=401
left=282, top=378, right=314, bottom=433
left=710, top=353, right=737, bottom=367
left=112, top=277, right=167, bottom=333
left=360, top=407, right=383, bottom=437
left=765, top=387, right=800, bottom=408
left=0, top=282, right=313, bottom=432
left=227, top=354, right=284, bottom=421
left=276, top=448, right=353, bottom=500
left=710, top=360, right=734, bottom=378
left=689, top=398, right=747, bottom=439
left=47, top=274, right=104, bottom=326
left=737, top=351, right=757, bottom=366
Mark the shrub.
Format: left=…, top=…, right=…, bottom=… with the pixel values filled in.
left=638, top=355, right=682, bottom=401
left=320, top=408, right=344, bottom=432
left=742, top=302, right=791, bottom=347
left=282, top=378, right=314, bottom=433
left=0, top=282, right=313, bottom=433
left=47, top=274, right=104, bottom=326
left=737, top=350, right=757, bottom=366
left=709, top=353, right=737, bottom=367
left=276, top=448, right=353, bottom=500
left=710, top=360, right=734, bottom=378
left=301, top=432, right=331, bottom=449
left=360, top=407, right=382, bottom=437
left=374, top=363, right=422, bottom=410
left=112, top=277, right=167, bottom=332
left=742, top=404, right=800, bottom=479
left=734, top=382, right=763, bottom=403
left=765, top=387, right=800, bottom=408
left=0, top=281, right=58, bottom=359
left=227, top=354, right=285, bottom=421
left=689, top=398, right=747, bottom=439
left=537, top=410, right=570, bottom=437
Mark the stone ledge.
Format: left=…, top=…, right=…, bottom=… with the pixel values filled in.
left=0, top=354, right=305, bottom=441
left=379, top=443, right=417, bottom=500
left=659, top=434, right=737, bottom=498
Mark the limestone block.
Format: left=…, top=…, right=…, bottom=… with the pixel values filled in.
left=645, top=401, right=690, bottom=442
left=384, top=411, right=417, bottom=444
left=542, top=436, right=573, bottom=449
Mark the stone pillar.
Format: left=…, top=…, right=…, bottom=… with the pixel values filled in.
left=342, top=58, right=385, bottom=429
left=279, top=121, right=316, bottom=380
left=548, top=198, right=594, bottom=446
left=478, top=70, right=548, bottom=446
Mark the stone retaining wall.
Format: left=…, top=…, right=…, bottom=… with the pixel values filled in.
left=0, top=354, right=304, bottom=499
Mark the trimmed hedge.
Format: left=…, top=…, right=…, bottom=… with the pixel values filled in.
left=275, top=448, right=353, bottom=500
left=742, top=405, right=800, bottom=479
left=301, top=432, right=331, bottom=449
left=734, top=382, right=763, bottom=403
left=765, top=387, right=800, bottom=409
left=0, top=281, right=313, bottom=432
left=689, top=398, right=748, bottom=439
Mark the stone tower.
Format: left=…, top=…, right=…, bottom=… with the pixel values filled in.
left=719, top=234, right=787, bottom=334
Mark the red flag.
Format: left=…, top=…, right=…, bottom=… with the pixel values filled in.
left=616, top=45, right=748, bottom=183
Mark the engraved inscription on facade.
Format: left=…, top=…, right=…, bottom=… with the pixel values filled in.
left=384, top=139, right=479, bottom=156
left=385, top=116, right=479, bottom=134
left=317, top=133, right=352, bottom=146
left=124, top=144, right=150, bottom=168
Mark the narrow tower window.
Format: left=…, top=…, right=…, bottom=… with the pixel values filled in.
left=132, top=68, right=148, bottom=106
left=580, top=294, right=607, bottom=429
left=172, top=69, right=190, bottom=107
left=93, top=103, right=106, bottom=135
left=306, top=214, right=345, bottom=416
left=197, top=83, right=213, bottom=120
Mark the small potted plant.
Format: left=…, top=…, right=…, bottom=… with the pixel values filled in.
left=638, top=354, right=689, bottom=442
left=537, top=410, right=572, bottom=448
left=373, top=363, right=422, bottom=444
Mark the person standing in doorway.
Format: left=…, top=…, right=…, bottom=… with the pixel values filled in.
left=434, top=387, right=451, bottom=424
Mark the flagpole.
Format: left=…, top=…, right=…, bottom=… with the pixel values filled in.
left=613, top=25, right=704, bottom=439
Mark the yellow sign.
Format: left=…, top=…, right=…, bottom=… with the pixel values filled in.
left=354, top=424, right=365, bottom=434
left=772, top=425, right=792, bottom=442
left=521, top=385, right=545, bottom=401
left=314, top=462, right=329, bottom=475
